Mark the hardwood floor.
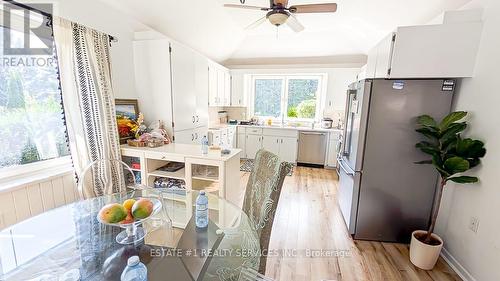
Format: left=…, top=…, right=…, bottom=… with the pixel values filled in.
left=240, top=166, right=461, bottom=281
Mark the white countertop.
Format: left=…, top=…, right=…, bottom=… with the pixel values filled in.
left=209, top=124, right=342, bottom=133
left=121, top=143, right=241, bottom=161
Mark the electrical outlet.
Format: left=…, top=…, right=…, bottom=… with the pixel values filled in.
left=469, top=216, right=480, bottom=233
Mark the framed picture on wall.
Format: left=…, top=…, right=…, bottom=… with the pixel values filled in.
left=115, top=99, right=139, bottom=121
left=115, top=99, right=139, bottom=143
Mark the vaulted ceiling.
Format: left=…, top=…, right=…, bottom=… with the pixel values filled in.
left=100, top=0, right=471, bottom=64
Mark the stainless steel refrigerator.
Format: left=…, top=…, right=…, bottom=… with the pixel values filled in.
left=337, top=79, right=455, bottom=243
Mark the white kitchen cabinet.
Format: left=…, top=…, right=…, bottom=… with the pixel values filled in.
left=133, top=39, right=173, bottom=136
left=224, top=72, right=231, bottom=106
left=208, top=64, right=218, bottom=106
left=230, top=73, right=246, bottom=106
left=262, top=135, right=280, bottom=156
left=366, top=20, right=482, bottom=79
left=170, top=42, right=197, bottom=132
left=279, top=137, right=298, bottom=163
left=176, top=127, right=207, bottom=145
left=237, top=134, right=246, bottom=158
left=195, top=55, right=209, bottom=127
left=208, top=62, right=231, bottom=106
left=245, top=134, right=262, bottom=160
left=326, top=131, right=341, bottom=168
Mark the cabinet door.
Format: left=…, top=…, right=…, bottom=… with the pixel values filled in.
left=217, top=69, right=225, bottom=106
left=262, top=135, right=280, bottom=156
left=175, top=129, right=196, bottom=144
left=231, top=73, right=245, bottom=106
left=171, top=43, right=197, bottom=131
left=245, top=135, right=262, bottom=160
left=237, top=134, right=246, bottom=157
left=374, top=33, right=396, bottom=79
left=208, top=64, right=218, bottom=106
left=133, top=39, right=173, bottom=136
left=195, top=55, right=209, bottom=127
left=224, top=71, right=231, bottom=106
left=279, top=137, right=298, bottom=163
left=326, top=140, right=339, bottom=167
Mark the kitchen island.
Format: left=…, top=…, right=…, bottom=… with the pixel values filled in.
left=121, top=144, right=242, bottom=207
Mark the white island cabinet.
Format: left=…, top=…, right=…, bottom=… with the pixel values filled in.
left=121, top=144, right=242, bottom=207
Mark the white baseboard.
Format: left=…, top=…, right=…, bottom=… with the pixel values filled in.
left=440, top=247, right=476, bottom=281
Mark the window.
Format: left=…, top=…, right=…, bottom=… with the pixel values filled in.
left=0, top=16, right=70, bottom=173
left=251, top=75, right=325, bottom=122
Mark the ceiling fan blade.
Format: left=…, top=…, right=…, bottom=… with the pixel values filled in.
left=286, top=14, right=305, bottom=32
left=224, top=4, right=269, bottom=11
left=273, top=0, right=289, bottom=7
left=289, top=3, right=338, bottom=13
left=245, top=16, right=267, bottom=30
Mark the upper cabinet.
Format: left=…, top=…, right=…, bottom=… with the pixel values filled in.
left=208, top=62, right=231, bottom=107
left=230, top=73, right=247, bottom=107
left=366, top=20, right=483, bottom=79
left=133, top=39, right=173, bottom=136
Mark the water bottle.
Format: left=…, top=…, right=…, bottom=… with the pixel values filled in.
left=195, top=191, right=209, bottom=229
left=121, top=256, right=147, bottom=281
left=201, top=135, right=209, bottom=155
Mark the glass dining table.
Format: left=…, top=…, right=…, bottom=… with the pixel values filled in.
left=0, top=188, right=260, bottom=281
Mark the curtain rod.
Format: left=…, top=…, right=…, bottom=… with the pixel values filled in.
left=2, top=0, right=119, bottom=43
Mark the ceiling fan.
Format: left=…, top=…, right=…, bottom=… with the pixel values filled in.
left=224, top=0, right=338, bottom=32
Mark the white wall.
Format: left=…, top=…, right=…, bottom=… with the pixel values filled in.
left=51, top=0, right=146, bottom=100
left=435, top=1, right=500, bottom=280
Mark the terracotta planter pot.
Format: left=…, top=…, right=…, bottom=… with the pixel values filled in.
left=409, top=230, right=443, bottom=270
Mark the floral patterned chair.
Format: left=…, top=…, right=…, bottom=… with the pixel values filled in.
left=204, top=149, right=293, bottom=280
left=242, top=149, right=293, bottom=275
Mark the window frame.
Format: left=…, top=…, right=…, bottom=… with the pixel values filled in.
left=249, top=73, right=327, bottom=123
left=0, top=6, right=72, bottom=184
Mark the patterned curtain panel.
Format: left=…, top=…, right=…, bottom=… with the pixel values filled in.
left=53, top=18, right=124, bottom=198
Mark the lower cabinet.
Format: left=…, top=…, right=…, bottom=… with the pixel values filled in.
left=237, top=133, right=246, bottom=158
left=175, top=127, right=207, bottom=145
left=326, top=131, right=341, bottom=167
left=262, top=136, right=280, bottom=156
left=245, top=134, right=262, bottom=160
left=279, top=137, right=298, bottom=163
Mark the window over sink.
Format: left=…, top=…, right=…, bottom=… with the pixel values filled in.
left=250, top=74, right=326, bottom=123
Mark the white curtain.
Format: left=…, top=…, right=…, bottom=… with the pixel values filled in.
left=53, top=18, right=124, bottom=198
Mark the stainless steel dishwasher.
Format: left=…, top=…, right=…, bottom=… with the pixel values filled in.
left=298, top=131, right=327, bottom=165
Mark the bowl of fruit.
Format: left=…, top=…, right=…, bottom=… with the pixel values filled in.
left=97, top=197, right=162, bottom=245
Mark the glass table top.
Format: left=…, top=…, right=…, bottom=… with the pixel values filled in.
left=0, top=189, right=260, bottom=281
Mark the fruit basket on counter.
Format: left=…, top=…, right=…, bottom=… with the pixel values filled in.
left=97, top=197, right=162, bottom=245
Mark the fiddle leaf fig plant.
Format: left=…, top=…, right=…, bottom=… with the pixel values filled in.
left=415, top=111, right=486, bottom=244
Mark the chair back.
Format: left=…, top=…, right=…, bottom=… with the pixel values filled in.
left=243, top=149, right=293, bottom=275
left=77, top=159, right=136, bottom=199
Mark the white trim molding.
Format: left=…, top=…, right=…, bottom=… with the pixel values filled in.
left=441, top=247, right=476, bottom=281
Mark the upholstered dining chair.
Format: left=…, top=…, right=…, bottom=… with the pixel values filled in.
left=243, top=149, right=293, bottom=275
left=77, top=159, right=137, bottom=199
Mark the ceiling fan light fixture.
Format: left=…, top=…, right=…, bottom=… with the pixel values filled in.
left=267, top=11, right=289, bottom=26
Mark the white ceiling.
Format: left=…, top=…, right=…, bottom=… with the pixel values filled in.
left=99, top=0, right=471, bottom=64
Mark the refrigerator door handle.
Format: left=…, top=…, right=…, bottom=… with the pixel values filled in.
left=342, top=91, right=356, bottom=156
left=338, top=159, right=354, bottom=176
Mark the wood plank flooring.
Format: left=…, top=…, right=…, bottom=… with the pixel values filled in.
left=240, top=166, right=461, bottom=281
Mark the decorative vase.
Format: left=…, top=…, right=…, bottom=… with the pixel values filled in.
left=409, top=230, right=443, bottom=270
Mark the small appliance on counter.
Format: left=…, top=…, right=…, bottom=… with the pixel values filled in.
left=321, top=118, right=333, bottom=129
left=218, top=111, right=228, bottom=124
left=228, top=119, right=238, bottom=125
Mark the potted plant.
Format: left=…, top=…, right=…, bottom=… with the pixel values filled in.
left=411, top=111, right=486, bottom=270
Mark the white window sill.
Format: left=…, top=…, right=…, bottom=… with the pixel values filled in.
left=0, top=157, right=74, bottom=193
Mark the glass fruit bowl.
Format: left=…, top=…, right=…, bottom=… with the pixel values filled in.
left=97, top=197, right=162, bottom=245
